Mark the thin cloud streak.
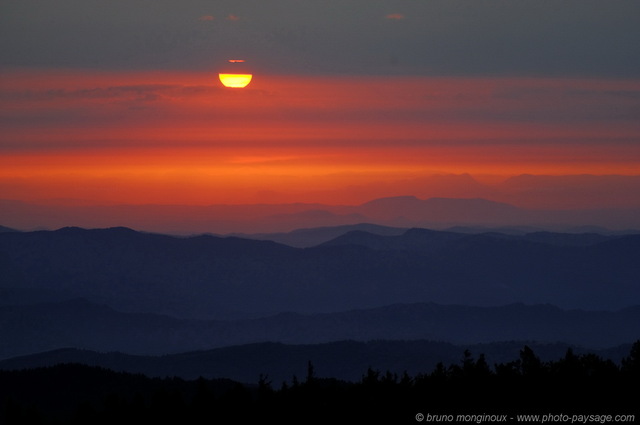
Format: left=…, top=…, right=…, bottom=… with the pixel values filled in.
left=2, top=71, right=639, bottom=151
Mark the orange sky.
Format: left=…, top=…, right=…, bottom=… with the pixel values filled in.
left=1, top=69, right=639, bottom=205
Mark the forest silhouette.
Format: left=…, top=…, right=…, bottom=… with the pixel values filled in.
left=2, top=342, right=639, bottom=424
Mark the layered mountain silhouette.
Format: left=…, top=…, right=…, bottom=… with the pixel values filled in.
left=2, top=297, right=640, bottom=360
left=1, top=226, right=639, bottom=321
left=0, top=340, right=633, bottom=384
left=229, top=223, right=409, bottom=248
left=2, top=220, right=640, bottom=415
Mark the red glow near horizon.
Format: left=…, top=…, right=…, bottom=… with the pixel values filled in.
left=0, top=69, right=639, bottom=206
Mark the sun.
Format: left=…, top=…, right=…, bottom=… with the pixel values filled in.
left=219, top=59, right=252, bottom=88
left=219, top=73, right=253, bottom=88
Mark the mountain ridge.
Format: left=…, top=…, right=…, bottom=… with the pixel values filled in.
left=2, top=226, right=639, bottom=319
left=2, top=192, right=640, bottom=234
left=0, top=339, right=633, bottom=384
left=2, top=298, right=640, bottom=360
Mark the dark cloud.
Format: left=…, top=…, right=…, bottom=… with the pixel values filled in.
left=1, top=0, right=639, bottom=76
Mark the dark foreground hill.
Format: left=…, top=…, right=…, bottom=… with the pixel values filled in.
left=2, top=343, right=639, bottom=424
left=2, top=299, right=640, bottom=360
left=1, top=226, right=639, bottom=320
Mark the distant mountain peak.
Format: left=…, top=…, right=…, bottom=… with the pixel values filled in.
left=55, top=226, right=86, bottom=232
left=361, top=195, right=518, bottom=208
left=424, top=197, right=517, bottom=207
left=359, top=195, right=420, bottom=206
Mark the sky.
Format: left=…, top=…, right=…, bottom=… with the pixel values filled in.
left=1, top=0, right=639, bottom=208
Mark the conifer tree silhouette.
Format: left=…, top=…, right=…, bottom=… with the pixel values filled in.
left=622, top=340, right=640, bottom=376
left=519, top=345, right=543, bottom=377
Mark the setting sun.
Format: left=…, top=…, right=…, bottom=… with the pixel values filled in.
left=219, top=73, right=253, bottom=88
left=219, top=59, right=252, bottom=88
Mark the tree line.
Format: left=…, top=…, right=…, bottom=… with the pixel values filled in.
left=2, top=341, right=639, bottom=424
